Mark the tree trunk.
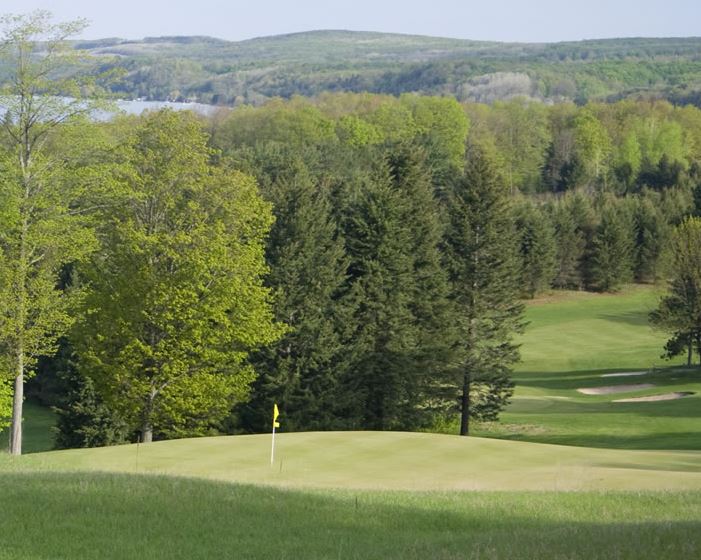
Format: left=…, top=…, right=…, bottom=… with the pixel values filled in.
left=9, top=351, right=24, bottom=455
left=141, top=388, right=156, bottom=443
left=141, top=424, right=153, bottom=444
left=460, top=372, right=471, bottom=436
left=688, top=338, right=693, bottom=366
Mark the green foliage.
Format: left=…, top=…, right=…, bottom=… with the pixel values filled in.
left=241, top=151, right=349, bottom=433
left=444, top=149, right=525, bottom=434
left=588, top=203, right=634, bottom=292
left=73, top=110, right=283, bottom=440
left=0, top=378, right=10, bottom=430
left=53, top=370, right=129, bottom=450
left=573, top=109, right=611, bottom=188
left=514, top=200, right=557, bottom=298
left=650, top=217, right=701, bottom=364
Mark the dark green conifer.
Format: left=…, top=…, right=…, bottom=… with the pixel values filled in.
left=444, top=148, right=525, bottom=436
left=515, top=201, right=558, bottom=298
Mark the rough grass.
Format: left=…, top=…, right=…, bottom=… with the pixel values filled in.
left=0, top=472, right=699, bottom=560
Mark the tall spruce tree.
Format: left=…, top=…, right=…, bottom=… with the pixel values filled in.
left=444, top=148, right=525, bottom=436
left=550, top=201, right=586, bottom=289
left=241, top=163, right=349, bottom=432
left=385, top=143, right=457, bottom=426
left=633, top=195, right=669, bottom=283
left=515, top=201, right=557, bottom=298
left=339, top=167, right=418, bottom=430
left=588, top=203, right=634, bottom=292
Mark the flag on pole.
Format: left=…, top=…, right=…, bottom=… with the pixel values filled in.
left=271, top=403, right=280, bottom=465
left=273, top=403, right=280, bottom=428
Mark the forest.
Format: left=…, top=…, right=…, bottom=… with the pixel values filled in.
left=3, top=31, right=701, bottom=106
left=2, top=13, right=701, bottom=453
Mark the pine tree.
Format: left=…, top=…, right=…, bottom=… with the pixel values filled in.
left=515, top=201, right=557, bottom=298
left=650, top=217, right=701, bottom=365
left=589, top=203, right=635, bottom=292
left=550, top=202, right=586, bottom=289
left=53, top=367, right=129, bottom=449
left=633, top=195, right=669, bottom=283
left=241, top=164, right=349, bottom=433
left=444, top=148, right=525, bottom=436
left=385, top=143, right=457, bottom=427
left=339, top=167, right=419, bottom=430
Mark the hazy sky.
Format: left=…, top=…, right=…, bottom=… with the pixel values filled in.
left=1, top=0, right=698, bottom=43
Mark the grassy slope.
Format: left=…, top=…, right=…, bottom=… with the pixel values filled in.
left=1, top=284, right=701, bottom=558
left=0, top=473, right=699, bottom=560
left=485, top=285, right=701, bottom=449
left=11, top=431, right=701, bottom=491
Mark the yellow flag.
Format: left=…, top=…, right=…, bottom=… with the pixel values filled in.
left=273, top=403, right=280, bottom=429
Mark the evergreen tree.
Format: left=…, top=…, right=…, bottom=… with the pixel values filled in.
left=241, top=165, right=349, bottom=433
left=550, top=201, right=586, bottom=289
left=385, top=143, right=457, bottom=426
left=444, top=148, right=525, bottom=436
left=53, top=367, right=129, bottom=450
left=633, top=195, right=670, bottom=283
left=588, top=203, right=634, bottom=292
left=650, top=217, right=701, bottom=365
left=339, top=168, right=418, bottom=430
left=514, top=201, right=557, bottom=298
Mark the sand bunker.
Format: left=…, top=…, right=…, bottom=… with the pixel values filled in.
left=614, top=392, right=695, bottom=403
left=577, top=383, right=655, bottom=395
left=601, top=371, right=648, bottom=378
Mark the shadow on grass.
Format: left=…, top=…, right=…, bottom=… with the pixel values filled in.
left=493, top=431, right=701, bottom=451
left=0, top=472, right=699, bottom=559
left=515, top=367, right=701, bottom=392
left=597, top=310, right=654, bottom=327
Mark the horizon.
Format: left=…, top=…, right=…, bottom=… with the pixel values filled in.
left=1, top=0, right=699, bottom=44
left=78, top=28, right=701, bottom=45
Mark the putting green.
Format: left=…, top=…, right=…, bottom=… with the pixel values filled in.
left=18, top=431, right=701, bottom=491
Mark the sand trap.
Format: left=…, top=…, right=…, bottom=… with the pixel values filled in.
left=601, top=371, right=648, bottom=378
left=614, top=392, right=695, bottom=403
left=577, top=383, right=655, bottom=395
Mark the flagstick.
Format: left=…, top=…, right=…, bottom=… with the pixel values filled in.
left=270, top=425, right=276, bottom=466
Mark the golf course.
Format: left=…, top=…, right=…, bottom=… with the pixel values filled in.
left=1, top=284, right=700, bottom=558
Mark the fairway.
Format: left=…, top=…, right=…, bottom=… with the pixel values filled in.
left=485, top=285, right=701, bottom=449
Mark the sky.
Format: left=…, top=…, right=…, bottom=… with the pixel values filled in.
left=1, top=0, right=699, bottom=43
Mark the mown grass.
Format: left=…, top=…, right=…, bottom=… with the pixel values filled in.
left=0, top=284, right=700, bottom=559
left=15, top=431, right=701, bottom=491
left=0, top=472, right=699, bottom=560
left=478, top=285, right=701, bottom=450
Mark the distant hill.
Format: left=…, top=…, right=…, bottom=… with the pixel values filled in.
left=64, top=31, right=701, bottom=106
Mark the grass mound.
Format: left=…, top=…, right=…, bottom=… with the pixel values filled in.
left=13, top=431, right=701, bottom=491
left=0, top=472, right=699, bottom=560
